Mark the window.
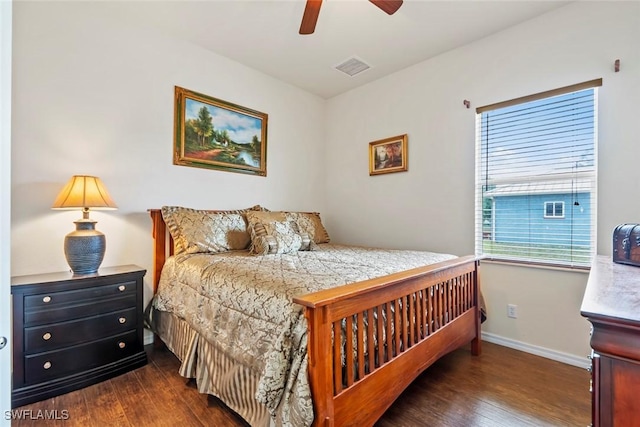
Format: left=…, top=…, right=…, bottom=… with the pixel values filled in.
left=475, top=79, right=600, bottom=268
left=544, top=201, right=564, bottom=218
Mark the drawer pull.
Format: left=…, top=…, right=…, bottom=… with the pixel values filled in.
left=118, top=342, right=126, bottom=349
left=42, top=332, right=52, bottom=341
left=118, top=285, right=126, bottom=292
left=43, top=361, right=52, bottom=370
left=119, top=317, right=127, bottom=324
left=42, top=296, right=52, bottom=303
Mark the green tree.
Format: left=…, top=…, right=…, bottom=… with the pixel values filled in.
left=251, top=135, right=260, bottom=152
left=185, top=119, right=198, bottom=146
left=481, top=184, right=495, bottom=239
left=194, top=106, right=214, bottom=147
left=220, top=129, right=230, bottom=146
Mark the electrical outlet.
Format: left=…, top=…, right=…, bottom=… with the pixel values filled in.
left=507, top=304, right=518, bottom=319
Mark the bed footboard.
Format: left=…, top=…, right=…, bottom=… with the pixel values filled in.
left=293, top=256, right=481, bottom=427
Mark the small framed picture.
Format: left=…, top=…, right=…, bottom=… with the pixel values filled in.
left=369, top=134, right=408, bottom=175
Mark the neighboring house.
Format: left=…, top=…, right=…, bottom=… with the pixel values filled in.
left=484, top=180, right=591, bottom=247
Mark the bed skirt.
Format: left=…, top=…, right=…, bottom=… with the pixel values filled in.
left=151, top=308, right=271, bottom=426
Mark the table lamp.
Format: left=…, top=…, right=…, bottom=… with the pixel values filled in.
left=51, top=175, right=117, bottom=274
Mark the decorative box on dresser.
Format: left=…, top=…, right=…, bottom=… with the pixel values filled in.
left=581, top=255, right=640, bottom=427
left=11, top=265, right=148, bottom=408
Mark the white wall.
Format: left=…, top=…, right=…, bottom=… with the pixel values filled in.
left=11, top=1, right=326, bottom=312
left=325, top=1, right=640, bottom=363
left=1, top=0, right=12, bottom=421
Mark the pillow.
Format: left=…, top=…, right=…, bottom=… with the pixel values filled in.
left=286, top=211, right=330, bottom=244
left=250, top=221, right=312, bottom=255
left=245, top=210, right=330, bottom=246
left=161, top=205, right=266, bottom=254
left=245, top=211, right=314, bottom=255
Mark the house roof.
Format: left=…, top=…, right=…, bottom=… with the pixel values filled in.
left=485, top=180, right=592, bottom=197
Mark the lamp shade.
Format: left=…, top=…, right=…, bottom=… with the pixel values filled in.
left=52, top=175, right=117, bottom=210
left=52, top=176, right=117, bottom=275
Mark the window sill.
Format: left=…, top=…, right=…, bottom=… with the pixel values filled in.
left=479, top=257, right=591, bottom=273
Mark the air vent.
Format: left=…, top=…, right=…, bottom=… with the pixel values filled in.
left=334, top=56, right=371, bottom=77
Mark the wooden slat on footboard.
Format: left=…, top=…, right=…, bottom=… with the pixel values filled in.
left=293, top=256, right=481, bottom=427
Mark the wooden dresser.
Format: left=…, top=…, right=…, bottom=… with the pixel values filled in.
left=11, top=265, right=148, bottom=408
left=581, top=255, right=640, bottom=427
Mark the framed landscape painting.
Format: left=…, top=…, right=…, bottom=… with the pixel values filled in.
left=174, top=86, right=268, bottom=176
left=369, top=134, right=408, bottom=175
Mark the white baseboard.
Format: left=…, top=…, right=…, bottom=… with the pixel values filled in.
left=142, top=328, right=589, bottom=368
left=481, top=331, right=590, bottom=369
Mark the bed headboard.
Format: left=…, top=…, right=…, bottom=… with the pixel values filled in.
left=148, top=207, right=323, bottom=293
left=148, top=209, right=173, bottom=293
left=149, top=207, right=253, bottom=292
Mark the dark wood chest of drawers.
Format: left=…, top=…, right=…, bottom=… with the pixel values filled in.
left=11, top=265, right=148, bottom=408
left=581, top=256, right=640, bottom=427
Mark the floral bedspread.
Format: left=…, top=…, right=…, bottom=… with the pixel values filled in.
left=153, top=244, right=456, bottom=426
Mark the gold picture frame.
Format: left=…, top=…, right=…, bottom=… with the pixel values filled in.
left=174, top=86, right=268, bottom=176
left=369, top=134, right=408, bottom=175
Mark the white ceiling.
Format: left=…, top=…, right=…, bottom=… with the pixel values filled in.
left=115, top=0, right=570, bottom=99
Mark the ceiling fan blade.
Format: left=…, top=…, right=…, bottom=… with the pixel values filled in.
left=300, top=0, right=323, bottom=35
left=369, top=0, right=403, bottom=15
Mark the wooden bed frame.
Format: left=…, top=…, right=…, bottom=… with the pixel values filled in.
left=149, top=209, right=482, bottom=426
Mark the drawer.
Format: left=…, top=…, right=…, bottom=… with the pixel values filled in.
left=24, top=280, right=136, bottom=310
left=24, top=307, right=138, bottom=354
left=24, top=294, right=136, bottom=326
left=24, top=330, right=141, bottom=385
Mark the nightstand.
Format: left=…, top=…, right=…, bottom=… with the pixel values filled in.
left=11, top=265, right=148, bottom=408
left=581, top=256, right=640, bottom=426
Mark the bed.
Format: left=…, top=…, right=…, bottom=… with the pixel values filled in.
left=147, top=206, right=483, bottom=426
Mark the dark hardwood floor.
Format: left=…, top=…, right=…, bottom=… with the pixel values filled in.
left=13, top=342, right=590, bottom=426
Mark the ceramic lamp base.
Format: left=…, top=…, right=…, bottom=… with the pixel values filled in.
left=64, top=219, right=106, bottom=275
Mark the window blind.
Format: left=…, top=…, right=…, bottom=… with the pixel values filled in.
left=475, top=80, right=600, bottom=268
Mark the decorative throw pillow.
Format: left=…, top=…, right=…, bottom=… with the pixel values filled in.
left=251, top=221, right=307, bottom=255
left=245, top=210, right=330, bottom=246
left=161, top=205, right=266, bottom=254
left=283, top=212, right=330, bottom=244
left=245, top=211, right=313, bottom=255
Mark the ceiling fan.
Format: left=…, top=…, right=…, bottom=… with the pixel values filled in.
left=299, top=0, right=404, bottom=35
